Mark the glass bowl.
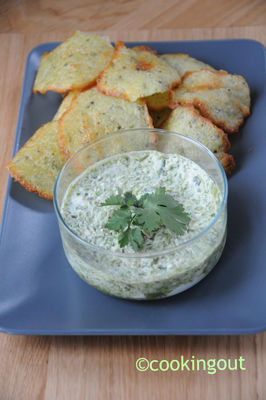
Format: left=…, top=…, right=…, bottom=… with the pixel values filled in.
left=54, top=128, right=228, bottom=300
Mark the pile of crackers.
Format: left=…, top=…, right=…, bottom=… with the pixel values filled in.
left=7, top=31, right=250, bottom=200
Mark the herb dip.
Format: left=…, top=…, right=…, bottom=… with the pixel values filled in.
left=60, top=150, right=226, bottom=299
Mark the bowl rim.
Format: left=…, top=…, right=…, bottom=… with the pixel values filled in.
left=53, top=128, right=228, bottom=259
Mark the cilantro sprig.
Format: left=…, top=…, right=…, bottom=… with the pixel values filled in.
left=101, top=187, right=190, bottom=251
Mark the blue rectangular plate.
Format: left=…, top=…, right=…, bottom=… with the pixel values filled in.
left=0, top=39, right=266, bottom=335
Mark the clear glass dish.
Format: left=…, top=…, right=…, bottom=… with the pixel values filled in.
left=54, top=129, right=228, bottom=300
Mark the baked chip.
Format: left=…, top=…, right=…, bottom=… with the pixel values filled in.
left=97, top=42, right=181, bottom=101
left=6, top=121, right=66, bottom=199
left=149, top=108, right=172, bottom=128
left=145, top=91, right=170, bottom=110
left=33, top=31, right=114, bottom=94
left=5, top=92, right=77, bottom=199
left=170, top=87, right=246, bottom=134
left=180, top=69, right=250, bottom=115
left=58, top=87, right=153, bottom=157
left=161, top=53, right=215, bottom=78
left=53, top=91, right=79, bottom=120
left=133, top=45, right=157, bottom=55
left=161, top=105, right=234, bottom=175
left=170, top=69, right=250, bottom=134
left=216, top=152, right=236, bottom=177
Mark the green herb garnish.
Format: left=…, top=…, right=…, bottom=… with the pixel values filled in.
left=101, top=187, right=191, bottom=251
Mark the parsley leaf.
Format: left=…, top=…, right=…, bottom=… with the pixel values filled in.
left=102, top=187, right=190, bottom=251
left=118, top=228, right=130, bottom=248
left=124, top=192, right=138, bottom=207
left=129, top=227, right=144, bottom=251
left=156, top=206, right=189, bottom=235
left=118, top=227, right=144, bottom=250
left=101, top=194, right=124, bottom=206
left=101, top=192, right=138, bottom=207
left=105, top=208, right=131, bottom=231
left=134, top=208, right=161, bottom=233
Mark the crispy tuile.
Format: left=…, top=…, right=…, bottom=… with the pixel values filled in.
left=161, top=104, right=234, bottom=176
left=59, top=87, right=153, bottom=158
left=170, top=69, right=250, bottom=133
left=33, top=31, right=114, bottom=94
left=6, top=121, right=66, bottom=200
left=5, top=92, right=78, bottom=199
left=145, top=91, right=170, bottom=111
left=97, top=41, right=181, bottom=102
left=160, top=53, right=215, bottom=78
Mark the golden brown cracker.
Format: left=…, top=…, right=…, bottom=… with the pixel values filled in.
left=33, top=31, right=114, bottom=94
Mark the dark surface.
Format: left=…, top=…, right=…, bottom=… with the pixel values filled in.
left=0, top=39, right=265, bottom=335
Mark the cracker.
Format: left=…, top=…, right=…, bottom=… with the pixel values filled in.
left=6, top=121, right=66, bottom=199
left=161, top=53, right=215, bottom=77
left=145, top=91, right=170, bottom=110
left=162, top=104, right=230, bottom=152
left=97, top=41, right=181, bottom=101
left=170, top=68, right=250, bottom=134
left=180, top=69, right=250, bottom=115
left=133, top=45, right=157, bottom=55
left=5, top=92, right=76, bottom=199
left=33, top=31, right=114, bottom=94
left=216, top=152, right=236, bottom=177
left=58, top=87, right=153, bottom=157
left=53, top=91, right=79, bottom=120
left=142, top=53, right=215, bottom=110
left=171, top=86, right=246, bottom=134
left=161, top=104, right=234, bottom=175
